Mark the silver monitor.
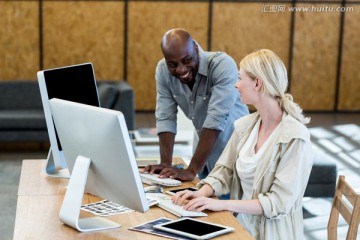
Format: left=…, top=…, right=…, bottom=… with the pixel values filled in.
left=37, top=63, right=100, bottom=178
left=49, top=98, right=148, bottom=232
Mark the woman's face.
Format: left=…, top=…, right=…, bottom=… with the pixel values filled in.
left=234, top=68, right=256, bottom=105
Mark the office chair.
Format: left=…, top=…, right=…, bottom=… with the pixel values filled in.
left=328, top=175, right=360, bottom=240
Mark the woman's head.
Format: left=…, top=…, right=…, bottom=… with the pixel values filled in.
left=239, top=49, right=288, bottom=99
left=238, top=49, right=310, bottom=124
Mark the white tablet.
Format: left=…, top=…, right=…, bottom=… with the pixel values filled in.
left=153, top=217, right=234, bottom=239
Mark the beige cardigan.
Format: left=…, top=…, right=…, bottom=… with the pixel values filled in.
left=198, top=112, right=314, bottom=240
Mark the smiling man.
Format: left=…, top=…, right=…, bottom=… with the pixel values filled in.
left=142, top=28, right=249, bottom=181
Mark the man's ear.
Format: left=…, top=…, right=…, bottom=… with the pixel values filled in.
left=254, top=77, right=263, bottom=91
left=194, top=42, right=199, bottom=55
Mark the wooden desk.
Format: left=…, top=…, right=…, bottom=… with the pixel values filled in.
left=14, top=159, right=253, bottom=240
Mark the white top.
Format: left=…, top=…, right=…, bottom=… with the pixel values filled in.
left=236, top=118, right=281, bottom=232
left=235, top=119, right=261, bottom=200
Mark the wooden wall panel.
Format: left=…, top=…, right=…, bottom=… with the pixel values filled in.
left=127, top=2, right=209, bottom=110
left=1, top=1, right=359, bottom=112
left=291, top=4, right=341, bottom=111
left=339, top=5, right=360, bottom=111
left=42, top=1, right=124, bottom=80
left=0, top=2, right=39, bottom=80
left=212, top=3, right=292, bottom=69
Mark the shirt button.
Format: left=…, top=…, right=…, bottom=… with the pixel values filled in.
left=203, top=97, right=206, bottom=100
left=191, top=117, right=195, bottom=120
left=191, top=101, right=194, bottom=104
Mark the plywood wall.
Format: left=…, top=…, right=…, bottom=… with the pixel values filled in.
left=291, top=4, right=341, bottom=111
left=0, top=0, right=359, bottom=111
left=127, top=1, right=209, bottom=110
left=338, top=4, right=360, bottom=110
left=212, top=3, right=291, bottom=68
left=0, top=2, right=39, bottom=80
left=42, top=1, right=124, bottom=80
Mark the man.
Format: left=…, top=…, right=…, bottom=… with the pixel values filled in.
left=142, top=28, right=249, bottom=180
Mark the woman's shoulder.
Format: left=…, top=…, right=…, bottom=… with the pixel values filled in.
left=280, top=114, right=311, bottom=142
left=234, top=112, right=259, bottom=133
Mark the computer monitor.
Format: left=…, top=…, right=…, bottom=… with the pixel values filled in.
left=49, top=98, right=149, bottom=232
left=37, top=63, right=100, bottom=178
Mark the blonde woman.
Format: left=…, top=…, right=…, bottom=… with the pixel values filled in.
left=172, top=49, right=314, bottom=240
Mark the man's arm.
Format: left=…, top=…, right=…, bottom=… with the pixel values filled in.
left=140, top=132, right=175, bottom=174
left=187, top=128, right=220, bottom=175
left=158, top=128, right=220, bottom=180
left=159, top=132, right=175, bottom=166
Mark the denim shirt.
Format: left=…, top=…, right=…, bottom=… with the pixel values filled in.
left=155, top=47, right=249, bottom=174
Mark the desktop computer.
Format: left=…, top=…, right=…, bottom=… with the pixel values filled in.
left=49, top=98, right=149, bottom=232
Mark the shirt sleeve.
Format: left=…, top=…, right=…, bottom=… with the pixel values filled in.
left=258, top=139, right=314, bottom=219
left=155, top=60, right=178, bottom=134
left=202, top=54, right=240, bottom=131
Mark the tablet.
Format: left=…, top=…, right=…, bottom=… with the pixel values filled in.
left=153, top=217, right=234, bottom=239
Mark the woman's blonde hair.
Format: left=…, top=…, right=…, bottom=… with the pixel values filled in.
left=240, top=49, right=310, bottom=124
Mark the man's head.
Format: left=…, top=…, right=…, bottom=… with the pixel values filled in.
left=161, top=28, right=199, bottom=85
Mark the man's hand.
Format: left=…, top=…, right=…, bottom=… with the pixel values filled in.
left=158, top=167, right=196, bottom=181
left=140, top=163, right=171, bottom=174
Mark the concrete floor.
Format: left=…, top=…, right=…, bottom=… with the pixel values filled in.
left=0, top=151, right=47, bottom=240
left=303, top=113, right=360, bottom=240
left=1, top=112, right=360, bottom=240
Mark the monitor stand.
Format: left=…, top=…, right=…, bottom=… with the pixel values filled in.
left=45, top=148, right=70, bottom=179
left=59, top=155, right=121, bottom=232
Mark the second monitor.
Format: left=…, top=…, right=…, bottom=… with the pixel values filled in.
left=49, top=98, right=149, bottom=232
left=38, top=62, right=100, bottom=178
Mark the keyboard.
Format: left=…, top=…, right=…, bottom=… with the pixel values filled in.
left=146, top=193, right=207, bottom=217
left=140, top=173, right=182, bottom=187
left=146, top=198, right=158, bottom=207
left=157, top=200, right=208, bottom=217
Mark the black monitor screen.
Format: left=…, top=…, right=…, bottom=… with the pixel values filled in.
left=43, top=63, right=100, bottom=150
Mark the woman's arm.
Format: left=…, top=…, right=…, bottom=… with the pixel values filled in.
left=173, top=184, right=264, bottom=215
left=258, top=139, right=314, bottom=219
left=183, top=197, right=264, bottom=215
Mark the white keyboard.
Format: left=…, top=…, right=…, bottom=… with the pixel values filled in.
left=146, top=198, right=158, bottom=207
left=157, top=200, right=208, bottom=218
left=140, top=173, right=182, bottom=187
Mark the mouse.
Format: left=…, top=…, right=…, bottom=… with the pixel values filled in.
left=144, top=185, right=163, bottom=193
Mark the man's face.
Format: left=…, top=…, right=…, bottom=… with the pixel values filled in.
left=163, top=41, right=199, bottom=84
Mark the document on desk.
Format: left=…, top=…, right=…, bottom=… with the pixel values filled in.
left=81, top=200, right=134, bottom=216
left=129, top=217, right=192, bottom=240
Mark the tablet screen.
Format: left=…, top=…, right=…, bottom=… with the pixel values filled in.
left=164, top=219, right=225, bottom=235
left=154, top=218, right=233, bottom=239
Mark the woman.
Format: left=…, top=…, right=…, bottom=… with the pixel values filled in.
left=172, top=49, right=314, bottom=240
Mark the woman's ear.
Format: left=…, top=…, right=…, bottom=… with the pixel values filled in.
left=254, top=77, right=263, bottom=91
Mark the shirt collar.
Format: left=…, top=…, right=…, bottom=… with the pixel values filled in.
left=196, top=45, right=209, bottom=77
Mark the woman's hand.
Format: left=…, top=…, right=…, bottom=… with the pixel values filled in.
left=172, top=189, right=201, bottom=206
left=172, top=186, right=225, bottom=212
left=183, top=197, right=226, bottom=212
